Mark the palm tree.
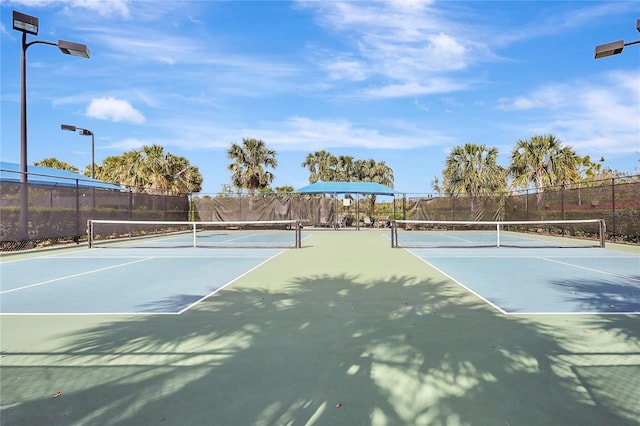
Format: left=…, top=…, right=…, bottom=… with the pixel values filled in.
left=94, top=145, right=202, bottom=193
left=509, top=134, right=580, bottom=208
left=353, top=159, right=395, bottom=218
left=442, top=143, right=506, bottom=218
left=371, top=160, right=394, bottom=187
left=95, top=150, right=146, bottom=190
left=227, top=138, right=278, bottom=195
left=334, top=155, right=355, bottom=181
left=301, top=150, right=336, bottom=183
left=33, top=158, right=79, bottom=174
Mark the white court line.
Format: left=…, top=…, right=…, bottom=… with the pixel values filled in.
left=436, top=232, right=476, bottom=243
left=539, top=257, right=640, bottom=284
left=177, top=249, right=289, bottom=314
left=0, top=257, right=154, bottom=295
left=405, top=248, right=640, bottom=315
left=52, top=255, right=272, bottom=260
left=405, top=249, right=508, bottom=315
left=505, top=311, right=640, bottom=315
left=2, top=246, right=290, bottom=315
left=2, top=311, right=179, bottom=316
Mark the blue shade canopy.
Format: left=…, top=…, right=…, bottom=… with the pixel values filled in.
left=294, top=181, right=400, bottom=195
left=0, top=162, right=124, bottom=191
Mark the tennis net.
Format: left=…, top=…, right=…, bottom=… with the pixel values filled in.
left=390, top=219, right=606, bottom=248
left=88, top=219, right=302, bottom=249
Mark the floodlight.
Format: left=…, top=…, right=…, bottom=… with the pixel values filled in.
left=13, top=11, right=38, bottom=36
left=594, top=40, right=624, bottom=59
left=57, top=39, right=90, bottom=58
left=594, top=18, right=640, bottom=59
left=61, top=124, right=95, bottom=179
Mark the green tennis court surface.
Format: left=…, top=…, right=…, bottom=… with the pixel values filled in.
left=1, top=230, right=639, bottom=425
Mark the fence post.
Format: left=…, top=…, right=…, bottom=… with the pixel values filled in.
left=451, top=196, right=455, bottom=221
left=128, top=190, right=133, bottom=220
left=561, top=183, right=565, bottom=220
left=75, top=179, right=80, bottom=239
left=611, top=177, right=616, bottom=239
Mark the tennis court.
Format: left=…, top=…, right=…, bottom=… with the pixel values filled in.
left=1, top=227, right=639, bottom=425
left=0, top=247, right=288, bottom=314
left=405, top=247, right=640, bottom=314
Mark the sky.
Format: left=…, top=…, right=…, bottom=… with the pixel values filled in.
left=1, top=0, right=639, bottom=195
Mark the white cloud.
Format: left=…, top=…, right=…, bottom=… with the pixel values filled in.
left=135, top=114, right=454, bottom=154
left=304, top=1, right=487, bottom=98
left=497, top=85, right=575, bottom=111
left=414, top=99, right=430, bottom=112
left=362, top=78, right=467, bottom=98
left=85, top=97, right=145, bottom=124
left=322, top=57, right=368, bottom=81
left=63, top=0, right=130, bottom=18
left=7, top=0, right=130, bottom=17
left=497, top=96, right=543, bottom=111
left=497, top=71, right=640, bottom=154
left=238, top=116, right=452, bottom=151
left=106, top=137, right=148, bottom=151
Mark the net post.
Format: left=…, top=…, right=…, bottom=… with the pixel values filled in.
left=192, top=222, right=197, bottom=248
left=297, top=220, right=302, bottom=248
left=87, top=220, right=93, bottom=248
left=496, top=222, right=501, bottom=248
left=599, top=219, right=606, bottom=248
left=391, top=220, right=396, bottom=248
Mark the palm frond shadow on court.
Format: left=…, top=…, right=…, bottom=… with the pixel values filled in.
left=3, top=273, right=637, bottom=425
left=550, top=276, right=640, bottom=340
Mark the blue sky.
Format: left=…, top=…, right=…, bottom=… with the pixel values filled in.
left=1, top=1, right=639, bottom=195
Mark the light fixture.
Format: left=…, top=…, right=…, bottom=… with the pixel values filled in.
left=595, top=18, right=640, bottom=59
left=57, top=39, right=90, bottom=58
left=61, top=124, right=95, bottom=179
left=594, top=40, right=625, bottom=59
left=12, top=10, right=38, bottom=35
left=13, top=10, right=90, bottom=240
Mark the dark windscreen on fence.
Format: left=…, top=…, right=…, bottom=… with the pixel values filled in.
left=192, top=195, right=336, bottom=225
left=0, top=181, right=189, bottom=249
left=1, top=174, right=638, bottom=250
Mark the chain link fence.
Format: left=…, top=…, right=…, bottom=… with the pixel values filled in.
left=1, top=173, right=189, bottom=251
left=2, top=172, right=638, bottom=251
left=403, top=177, right=639, bottom=242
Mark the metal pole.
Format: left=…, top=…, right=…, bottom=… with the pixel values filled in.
left=18, top=40, right=58, bottom=241
left=611, top=178, right=616, bottom=240
left=75, top=179, right=80, bottom=238
left=90, top=131, right=95, bottom=179
left=19, top=32, right=29, bottom=241
left=561, top=183, right=565, bottom=220
left=91, top=131, right=95, bottom=209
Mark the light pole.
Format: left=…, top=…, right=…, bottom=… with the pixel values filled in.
left=594, top=18, right=640, bottom=58
left=13, top=10, right=90, bottom=241
left=61, top=124, right=95, bottom=179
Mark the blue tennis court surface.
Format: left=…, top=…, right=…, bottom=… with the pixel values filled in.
left=0, top=248, right=286, bottom=314
left=407, top=247, right=640, bottom=314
